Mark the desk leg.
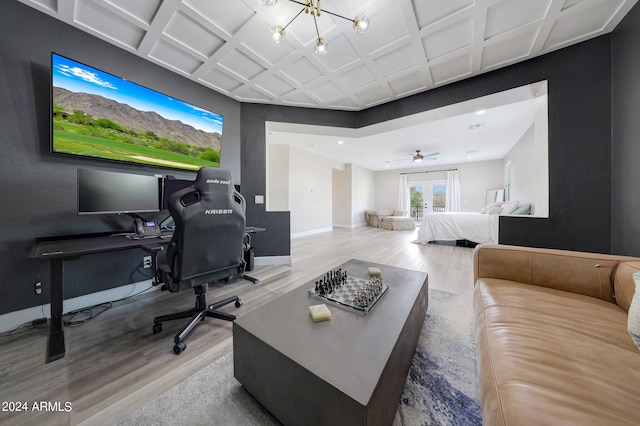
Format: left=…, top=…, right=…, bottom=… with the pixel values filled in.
left=46, top=258, right=65, bottom=363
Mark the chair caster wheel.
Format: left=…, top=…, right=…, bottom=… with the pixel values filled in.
left=235, top=299, right=243, bottom=308
left=153, top=323, right=162, bottom=334
left=173, top=342, right=186, bottom=354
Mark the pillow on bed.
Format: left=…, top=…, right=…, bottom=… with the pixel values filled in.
left=480, top=201, right=503, bottom=214
left=512, top=203, right=532, bottom=215
left=485, top=206, right=503, bottom=215
left=501, top=201, right=519, bottom=214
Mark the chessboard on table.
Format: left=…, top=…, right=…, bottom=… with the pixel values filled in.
left=307, top=268, right=389, bottom=314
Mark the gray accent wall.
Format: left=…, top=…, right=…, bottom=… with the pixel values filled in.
left=612, top=3, right=640, bottom=256
left=0, top=2, right=241, bottom=315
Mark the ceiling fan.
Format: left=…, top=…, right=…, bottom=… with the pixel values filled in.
left=411, top=150, right=439, bottom=163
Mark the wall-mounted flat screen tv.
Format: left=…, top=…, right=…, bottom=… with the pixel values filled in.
left=51, top=53, right=224, bottom=171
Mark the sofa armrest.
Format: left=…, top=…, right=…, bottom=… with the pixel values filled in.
left=473, top=244, right=639, bottom=302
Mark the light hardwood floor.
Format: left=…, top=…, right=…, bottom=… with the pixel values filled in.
left=0, top=226, right=475, bottom=425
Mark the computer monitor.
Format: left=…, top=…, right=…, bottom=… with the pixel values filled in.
left=162, top=178, right=194, bottom=210
left=77, top=168, right=161, bottom=215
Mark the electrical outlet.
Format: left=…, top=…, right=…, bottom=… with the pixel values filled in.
left=34, top=282, right=42, bottom=295
left=143, top=256, right=152, bottom=269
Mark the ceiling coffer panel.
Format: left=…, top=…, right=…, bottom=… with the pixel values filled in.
left=18, top=0, right=638, bottom=110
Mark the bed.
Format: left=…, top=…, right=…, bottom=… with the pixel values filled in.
left=416, top=212, right=499, bottom=244
left=416, top=202, right=531, bottom=245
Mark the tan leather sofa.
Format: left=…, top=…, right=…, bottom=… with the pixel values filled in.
left=473, top=244, right=640, bottom=426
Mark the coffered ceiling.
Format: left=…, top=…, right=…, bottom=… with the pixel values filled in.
left=19, top=0, right=638, bottom=111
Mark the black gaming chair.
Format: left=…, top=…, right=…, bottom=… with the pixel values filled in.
left=152, top=167, right=246, bottom=354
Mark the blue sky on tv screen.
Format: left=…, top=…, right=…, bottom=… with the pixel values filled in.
left=52, top=53, right=223, bottom=135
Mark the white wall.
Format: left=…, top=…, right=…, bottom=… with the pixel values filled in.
left=332, top=168, right=351, bottom=227
left=267, top=144, right=290, bottom=211
left=501, top=91, right=549, bottom=217
left=289, top=146, right=340, bottom=236
left=375, top=160, right=504, bottom=213
left=270, top=143, right=532, bottom=236
left=533, top=93, right=549, bottom=217
left=348, top=164, right=375, bottom=227
left=504, top=124, right=536, bottom=204
left=268, top=143, right=375, bottom=235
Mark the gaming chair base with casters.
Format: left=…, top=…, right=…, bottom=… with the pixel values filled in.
left=152, top=282, right=243, bottom=354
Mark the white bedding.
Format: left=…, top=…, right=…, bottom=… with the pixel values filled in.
left=416, top=212, right=499, bottom=244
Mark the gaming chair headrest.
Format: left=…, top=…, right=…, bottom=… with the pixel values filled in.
left=193, top=167, right=234, bottom=195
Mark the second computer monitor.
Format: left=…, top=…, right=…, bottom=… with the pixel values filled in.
left=162, top=178, right=194, bottom=210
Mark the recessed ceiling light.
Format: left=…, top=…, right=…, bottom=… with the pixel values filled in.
left=476, top=110, right=486, bottom=115
left=337, top=140, right=344, bottom=145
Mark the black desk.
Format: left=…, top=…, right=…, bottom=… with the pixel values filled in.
left=29, top=233, right=169, bottom=363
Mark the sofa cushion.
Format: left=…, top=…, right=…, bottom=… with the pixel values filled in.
left=474, top=245, right=618, bottom=303
left=382, top=216, right=415, bottom=230
left=628, top=272, right=640, bottom=350
left=614, top=260, right=640, bottom=312
left=475, top=278, right=640, bottom=425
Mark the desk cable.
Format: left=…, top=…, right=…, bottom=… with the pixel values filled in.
left=63, top=284, right=155, bottom=327
left=0, top=292, right=48, bottom=342
left=3, top=270, right=156, bottom=341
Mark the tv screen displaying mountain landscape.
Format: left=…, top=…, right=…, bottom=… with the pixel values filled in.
left=51, top=53, right=224, bottom=171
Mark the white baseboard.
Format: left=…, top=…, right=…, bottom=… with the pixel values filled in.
left=0, top=280, right=157, bottom=334
left=2, top=257, right=294, bottom=333
left=291, top=227, right=333, bottom=239
left=254, top=256, right=291, bottom=266
left=333, top=222, right=367, bottom=229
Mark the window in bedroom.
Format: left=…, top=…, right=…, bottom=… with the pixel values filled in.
left=433, top=183, right=447, bottom=212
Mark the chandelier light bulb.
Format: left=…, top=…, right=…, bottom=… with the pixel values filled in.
left=262, top=0, right=278, bottom=6
left=314, top=37, right=328, bottom=55
left=353, top=14, right=370, bottom=35
left=271, top=24, right=286, bottom=43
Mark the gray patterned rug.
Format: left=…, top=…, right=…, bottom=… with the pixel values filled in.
left=119, top=288, right=481, bottom=425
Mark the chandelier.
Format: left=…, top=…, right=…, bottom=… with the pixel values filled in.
left=261, top=0, right=370, bottom=55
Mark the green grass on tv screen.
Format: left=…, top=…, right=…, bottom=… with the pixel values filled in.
left=52, top=114, right=220, bottom=171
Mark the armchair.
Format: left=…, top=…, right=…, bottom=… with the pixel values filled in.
left=152, top=167, right=246, bottom=354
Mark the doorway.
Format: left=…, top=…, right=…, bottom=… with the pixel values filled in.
left=410, top=181, right=447, bottom=221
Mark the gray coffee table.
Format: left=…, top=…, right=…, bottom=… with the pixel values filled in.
left=233, top=259, right=429, bottom=426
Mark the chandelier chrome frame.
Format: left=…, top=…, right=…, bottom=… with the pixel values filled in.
left=262, top=0, right=370, bottom=55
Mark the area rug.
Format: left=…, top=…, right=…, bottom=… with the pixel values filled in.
left=118, top=288, right=481, bottom=425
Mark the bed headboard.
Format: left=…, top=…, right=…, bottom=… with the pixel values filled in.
left=485, top=189, right=505, bottom=206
